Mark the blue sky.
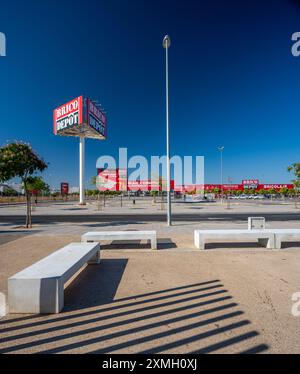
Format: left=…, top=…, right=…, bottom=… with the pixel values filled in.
left=1, top=0, right=300, bottom=188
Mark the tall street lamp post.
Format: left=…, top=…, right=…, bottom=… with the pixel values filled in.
left=163, top=35, right=172, bottom=226
left=218, top=146, right=224, bottom=204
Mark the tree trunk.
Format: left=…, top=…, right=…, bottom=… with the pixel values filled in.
left=25, top=193, right=30, bottom=228
left=29, top=194, right=32, bottom=227
left=97, top=192, right=101, bottom=211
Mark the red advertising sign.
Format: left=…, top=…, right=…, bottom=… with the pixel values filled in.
left=93, top=173, right=295, bottom=193
left=260, top=184, right=294, bottom=190
left=96, top=169, right=175, bottom=192
left=60, top=182, right=69, bottom=195
left=242, top=179, right=259, bottom=186
left=203, top=184, right=221, bottom=191
left=127, top=179, right=170, bottom=191
left=118, top=169, right=128, bottom=191
left=87, top=98, right=107, bottom=138
left=97, top=169, right=118, bottom=191
left=128, top=180, right=151, bottom=191
left=53, top=96, right=83, bottom=135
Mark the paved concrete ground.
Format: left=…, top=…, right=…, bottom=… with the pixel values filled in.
left=0, top=200, right=300, bottom=354
left=0, top=196, right=299, bottom=217
left=1, top=198, right=300, bottom=230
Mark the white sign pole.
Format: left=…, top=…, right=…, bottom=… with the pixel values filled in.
left=79, top=136, right=85, bottom=205
left=163, top=35, right=171, bottom=226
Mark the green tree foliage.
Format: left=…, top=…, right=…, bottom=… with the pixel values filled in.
left=26, top=176, right=49, bottom=194
left=288, top=163, right=300, bottom=189
left=0, top=142, right=47, bottom=227
left=258, top=189, right=267, bottom=195
left=279, top=187, right=289, bottom=196
left=90, top=175, right=97, bottom=186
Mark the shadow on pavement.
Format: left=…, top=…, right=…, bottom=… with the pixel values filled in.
left=0, top=277, right=269, bottom=354
left=81, top=221, right=145, bottom=228
left=0, top=231, right=42, bottom=246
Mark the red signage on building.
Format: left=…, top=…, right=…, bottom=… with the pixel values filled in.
left=60, top=182, right=69, bottom=195
left=93, top=172, right=295, bottom=193
left=260, top=184, right=294, bottom=190
left=242, top=179, right=259, bottom=185
left=53, top=97, right=83, bottom=135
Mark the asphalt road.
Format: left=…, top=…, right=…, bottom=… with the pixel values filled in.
left=1, top=212, right=300, bottom=224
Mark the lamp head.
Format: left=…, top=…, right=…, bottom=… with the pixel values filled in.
left=163, top=35, right=171, bottom=49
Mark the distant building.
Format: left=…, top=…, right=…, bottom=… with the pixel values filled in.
left=9, top=183, right=23, bottom=194
left=0, top=184, right=21, bottom=194
left=94, top=171, right=294, bottom=193
left=69, top=187, right=79, bottom=194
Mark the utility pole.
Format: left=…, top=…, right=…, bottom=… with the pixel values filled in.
left=218, top=146, right=224, bottom=204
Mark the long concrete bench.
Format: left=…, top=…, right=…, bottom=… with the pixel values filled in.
left=82, top=230, right=157, bottom=250
left=194, top=229, right=275, bottom=250
left=272, top=229, right=300, bottom=249
left=8, top=242, right=100, bottom=314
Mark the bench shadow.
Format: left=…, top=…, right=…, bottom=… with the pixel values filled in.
left=280, top=241, right=300, bottom=249
left=0, top=279, right=269, bottom=354
left=157, top=238, right=177, bottom=250
left=100, top=238, right=176, bottom=250
left=205, top=242, right=261, bottom=250
left=64, top=259, right=128, bottom=311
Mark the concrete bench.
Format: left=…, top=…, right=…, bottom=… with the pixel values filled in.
left=272, top=229, right=300, bottom=249
left=8, top=242, right=100, bottom=314
left=82, top=230, right=157, bottom=250
left=194, top=229, right=275, bottom=250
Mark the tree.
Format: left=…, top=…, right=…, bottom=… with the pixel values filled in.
left=91, top=175, right=104, bottom=209
left=0, top=142, right=47, bottom=227
left=288, top=163, right=300, bottom=207
left=279, top=187, right=289, bottom=197
left=91, top=175, right=97, bottom=186
left=26, top=176, right=49, bottom=202
left=258, top=188, right=267, bottom=195
left=288, top=163, right=300, bottom=190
